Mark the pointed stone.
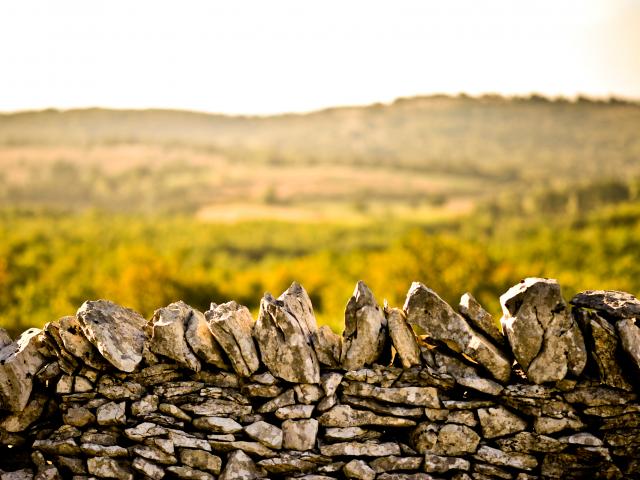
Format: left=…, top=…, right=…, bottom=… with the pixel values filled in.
left=206, top=301, right=260, bottom=377
left=186, top=309, right=229, bottom=369
left=149, top=301, right=202, bottom=371
left=341, top=281, right=388, bottom=370
left=0, top=328, right=46, bottom=412
left=459, top=292, right=505, bottom=346
left=219, top=450, right=263, bottom=480
left=404, top=282, right=511, bottom=382
left=500, top=278, right=586, bottom=384
left=57, top=315, right=105, bottom=367
left=254, top=284, right=320, bottom=384
left=386, top=307, right=421, bottom=368
left=76, top=300, right=147, bottom=372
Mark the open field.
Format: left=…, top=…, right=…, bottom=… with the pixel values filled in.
left=0, top=95, right=639, bottom=335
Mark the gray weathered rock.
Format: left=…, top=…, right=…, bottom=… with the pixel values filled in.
left=617, top=318, right=640, bottom=372
left=57, top=315, right=105, bottom=368
left=166, top=465, right=214, bottom=480
left=570, top=290, right=640, bottom=320
left=192, top=416, right=243, bottom=433
left=219, top=450, right=264, bottom=480
left=477, top=406, right=527, bottom=438
left=312, top=325, right=342, bottom=368
left=254, top=284, right=321, bottom=384
left=318, top=405, right=416, bottom=428
left=574, top=309, right=633, bottom=390
left=96, top=401, right=126, bottom=426
left=77, top=300, right=147, bottom=372
left=149, top=301, right=201, bottom=371
left=433, top=424, right=480, bottom=456
left=319, top=441, right=401, bottom=457
left=185, top=308, right=228, bottom=370
left=62, top=406, right=96, bottom=428
left=433, top=350, right=503, bottom=396
left=275, top=404, right=315, bottom=420
left=1, top=393, right=47, bottom=432
left=341, top=282, right=388, bottom=370
left=0, top=328, right=45, bottom=412
left=206, top=301, right=260, bottom=377
left=86, top=457, right=133, bottom=480
left=369, top=456, right=422, bottom=473
left=495, top=431, right=565, bottom=453
left=179, top=449, right=222, bottom=475
left=341, top=382, right=440, bottom=407
left=474, top=445, right=538, bottom=471
left=386, top=307, right=421, bottom=368
left=244, top=421, right=283, bottom=450
left=424, top=454, right=470, bottom=473
left=459, top=292, right=505, bottom=346
left=500, top=278, right=587, bottom=383
left=132, top=457, right=165, bottom=479
left=282, top=419, right=319, bottom=451
left=343, top=459, right=375, bottom=480
left=324, top=427, right=382, bottom=443
left=404, top=282, right=511, bottom=382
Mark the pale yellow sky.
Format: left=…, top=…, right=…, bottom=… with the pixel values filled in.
left=1, top=0, right=639, bottom=114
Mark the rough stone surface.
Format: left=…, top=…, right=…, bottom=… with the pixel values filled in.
left=0, top=328, right=45, bottom=412
left=459, top=292, right=505, bottom=347
left=77, top=300, right=147, bottom=372
left=149, top=301, right=201, bottom=371
left=570, top=289, right=640, bottom=320
left=404, top=282, right=511, bottom=382
left=500, top=278, right=587, bottom=383
left=205, top=301, right=260, bottom=377
left=386, top=307, right=421, bottom=368
left=341, top=282, right=387, bottom=370
left=0, top=278, right=639, bottom=480
left=254, top=283, right=321, bottom=384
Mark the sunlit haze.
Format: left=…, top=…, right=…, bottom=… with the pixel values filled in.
left=1, top=0, right=639, bottom=114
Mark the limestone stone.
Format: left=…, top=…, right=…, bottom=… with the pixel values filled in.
left=321, top=372, right=343, bottom=396
left=558, top=432, right=603, bottom=446
left=167, top=431, right=212, bottom=451
left=495, top=431, right=565, bottom=453
left=181, top=399, right=252, bottom=416
left=343, top=459, right=375, bottom=480
left=574, top=309, right=633, bottom=390
left=257, top=389, right=296, bottom=413
left=376, top=474, right=434, bottom=480
left=63, top=406, right=95, bottom=428
left=254, top=284, right=321, bottom=383
left=500, top=278, right=587, bottom=383
left=386, top=307, right=421, bottom=368
left=424, top=454, right=470, bottom=473
left=244, top=421, right=283, bottom=450
left=294, top=384, right=324, bottom=403
left=459, top=292, right=505, bottom=346
left=206, top=301, right=260, bottom=377
left=477, top=406, right=527, bottom=439
left=97, top=376, right=145, bottom=401
left=474, top=446, right=538, bottom=471
left=319, top=441, right=401, bottom=457
left=341, top=281, right=388, bottom=370
left=80, top=444, right=129, bottom=457
left=131, top=394, right=159, bottom=416
left=192, top=416, right=242, bottom=433
left=570, top=290, right=640, bottom=320
left=1, top=393, right=47, bottom=432
left=617, top=318, right=640, bottom=372
left=312, top=325, right=342, bottom=368
left=32, top=439, right=81, bottom=456
left=318, top=405, right=417, bottom=428
left=132, top=457, right=165, bottom=480
left=446, top=410, right=477, bottom=427
left=404, top=282, right=510, bottom=382
left=433, top=424, right=480, bottom=455
left=0, top=328, right=45, bottom=412
left=96, top=401, right=126, bottom=426
left=0, top=471, right=34, bottom=480
left=57, top=315, right=104, bottom=367
left=132, top=444, right=178, bottom=465
left=219, top=450, right=264, bottom=480
left=166, top=465, right=214, bottom=480
left=369, top=456, right=423, bottom=473
left=158, top=403, right=191, bottom=422
left=563, top=386, right=636, bottom=406
left=77, top=299, right=147, bottom=372
left=86, top=457, right=133, bottom=480
left=186, top=308, right=228, bottom=369
left=179, top=449, right=222, bottom=475
left=341, top=382, right=439, bottom=407
left=275, top=404, right=315, bottom=420
left=533, top=415, right=585, bottom=435
left=317, top=394, right=337, bottom=412
left=149, top=301, right=201, bottom=371
left=324, top=427, right=382, bottom=443
left=282, top=419, right=319, bottom=451
left=124, top=422, right=168, bottom=441
left=433, top=351, right=503, bottom=396
left=341, top=395, right=424, bottom=418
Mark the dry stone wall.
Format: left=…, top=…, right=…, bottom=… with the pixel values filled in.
left=0, top=278, right=640, bottom=479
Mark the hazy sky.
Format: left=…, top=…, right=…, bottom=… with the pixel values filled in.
left=1, top=0, right=639, bottom=114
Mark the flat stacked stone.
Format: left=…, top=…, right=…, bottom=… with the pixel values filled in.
left=0, top=279, right=638, bottom=479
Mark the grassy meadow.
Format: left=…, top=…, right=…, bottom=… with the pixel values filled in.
left=1, top=95, right=639, bottom=336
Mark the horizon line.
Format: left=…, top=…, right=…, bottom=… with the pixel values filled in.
left=1, top=92, right=639, bottom=119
